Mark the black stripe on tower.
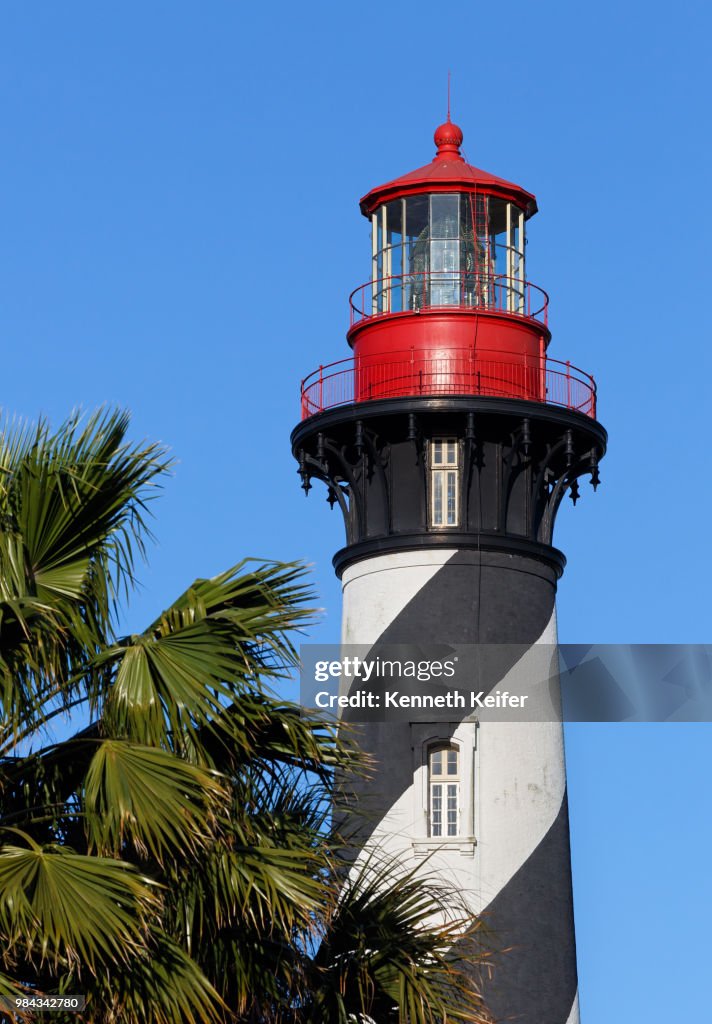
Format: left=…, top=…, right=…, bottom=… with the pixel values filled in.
left=465, top=790, right=578, bottom=1024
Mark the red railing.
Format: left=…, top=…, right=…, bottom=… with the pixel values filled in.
left=300, top=349, right=597, bottom=420
left=349, top=272, right=549, bottom=328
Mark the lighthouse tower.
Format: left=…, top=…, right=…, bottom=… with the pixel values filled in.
left=291, top=120, right=606, bottom=1023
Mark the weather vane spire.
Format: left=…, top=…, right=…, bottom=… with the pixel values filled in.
left=447, top=70, right=451, bottom=122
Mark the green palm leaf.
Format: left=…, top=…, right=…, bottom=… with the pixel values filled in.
left=310, top=852, right=493, bottom=1024
left=100, top=622, right=246, bottom=746
left=79, top=933, right=226, bottom=1024
left=0, top=969, right=34, bottom=1022
left=99, top=561, right=321, bottom=755
left=0, top=409, right=169, bottom=745
left=83, top=740, right=227, bottom=863
left=0, top=832, right=160, bottom=970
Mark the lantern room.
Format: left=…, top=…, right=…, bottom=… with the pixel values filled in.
left=366, top=190, right=527, bottom=316
left=350, top=120, right=547, bottom=372
left=299, top=121, right=597, bottom=419
left=362, top=149, right=530, bottom=321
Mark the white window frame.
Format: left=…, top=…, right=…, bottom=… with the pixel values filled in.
left=430, top=438, right=459, bottom=527
left=428, top=743, right=460, bottom=838
left=411, top=725, right=478, bottom=857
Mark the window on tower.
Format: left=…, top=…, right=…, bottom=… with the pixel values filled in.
left=428, top=743, right=460, bottom=838
left=430, top=438, right=459, bottom=527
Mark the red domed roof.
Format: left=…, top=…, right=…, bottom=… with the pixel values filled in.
left=359, top=121, right=538, bottom=218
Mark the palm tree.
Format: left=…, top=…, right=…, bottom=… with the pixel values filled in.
left=0, top=410, right=492, bottom=1023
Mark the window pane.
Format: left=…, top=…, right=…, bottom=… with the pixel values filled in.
left=430, top=749, right=442, bottom=775
left=405, top=194, right=429, bottom=244
left=431, top=783, right=442, bottom=836
left=447, top=784, right=458, bottom=836
left=371, top=212, right=379, bottom=314
left=447, top=748, right=458, bottom=775
left=468, top=193, right=492, bottom=308
left=488, top=196, right=507, bottom=288
left=386, top=200, right=404, bottom=313
left=430, top=239, right=460, bottom=305
left=432, top=440, right=443, bottom=464
left=446, top=440, right=457, bottom=465
left=386, top=198, right=402, bottom=238
left=430, top=195, right=460, bottom=305
left=430, top=239, right=459, bottom=272
left=430, top=195, right=460, bottom=239
left=433, top=473, right=443, bottom=525
left=404, top=195, right=429, bottom=311
left=446, top=471, right=457, bottom=525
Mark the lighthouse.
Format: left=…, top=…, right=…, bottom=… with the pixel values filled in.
left=291, top=119, right=606, bottom=1023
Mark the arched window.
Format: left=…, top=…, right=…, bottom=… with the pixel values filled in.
left=428, top=743, right=460, bottom=837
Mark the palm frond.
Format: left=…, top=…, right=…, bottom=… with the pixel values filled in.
left=79, top=932, right=226, bottom=1024
left=98, top=561, right=320, bottom=755
left=150, top=560, right=317, bottom=670
left=0, top=409, right=170, bottom=747
left=0, top=831, right=161, bottom=971
left=0, top=967, right=34, bottom=1022
left=83, top=741, right=227, bottom=864
left=309, top=851, right=494, bottom=1024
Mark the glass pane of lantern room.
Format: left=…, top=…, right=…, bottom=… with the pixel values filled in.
left=372, top=211, right=385, bottom=314
left=430, top=194, right=460, bottom=305
left=405, top=195, right=429, bottom=310
left=488, top=198, right=507, bottom=307
left=510, top=206, right=525, bottom=314
left=386, top=200, right=403, bottom=312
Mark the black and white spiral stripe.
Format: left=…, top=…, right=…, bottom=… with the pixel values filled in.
left=341, top=548, right=579, bottom=1024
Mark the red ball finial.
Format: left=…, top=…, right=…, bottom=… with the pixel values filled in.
left=434, top=120, right=464, bottom=158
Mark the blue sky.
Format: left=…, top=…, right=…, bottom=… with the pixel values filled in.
left=1, top=2, right=710, bottom=1018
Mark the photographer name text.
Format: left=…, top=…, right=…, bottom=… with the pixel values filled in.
left=314, top=689, right=528, bottom=709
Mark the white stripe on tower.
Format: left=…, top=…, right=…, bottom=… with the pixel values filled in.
left=341, top=548, right=579, bottom=1024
